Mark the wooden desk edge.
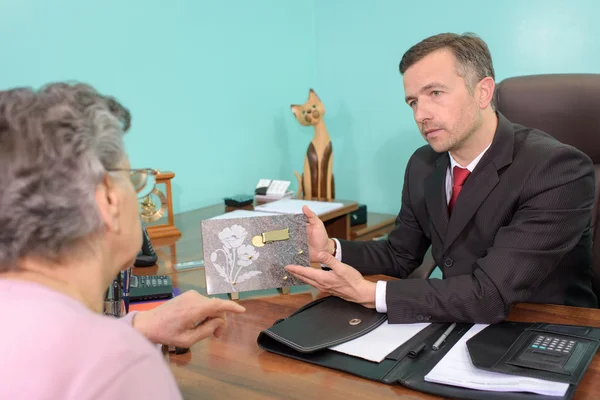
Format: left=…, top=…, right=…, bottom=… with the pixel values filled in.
left=163, top=270, right=600, bottom=399
left=351, top=218, right=395, bottom=239
left=317, top=201, right=358, bottom=221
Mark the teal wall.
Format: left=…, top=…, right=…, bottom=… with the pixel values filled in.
left=314, top=0, right=600, bottom=214
left=0, top=0, right=316, bottom=213
left=0, top=0, right=598, bottom=215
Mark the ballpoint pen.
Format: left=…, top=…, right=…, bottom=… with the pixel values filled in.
left=432, top=322, right=457, bottom=351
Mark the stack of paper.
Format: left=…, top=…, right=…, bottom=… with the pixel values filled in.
left=329, top=321, right=431, bottom=363
left=255, top=190, right=294, bottom=204
left=209, top=210, right=280, bottom=220
left=256, top=179, right=291, bottom=196
left=424, top=324, right=569, bottom=397
left=254, top=179, right=293, bottom=204
left=255, top=199, right=344, bottom=215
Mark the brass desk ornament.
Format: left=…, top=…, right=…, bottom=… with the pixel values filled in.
left=139, top=171, right=181, bottom=240
left=140, top=188, right=168, bottom=223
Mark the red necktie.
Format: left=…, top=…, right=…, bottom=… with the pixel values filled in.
left=449, top=166, right=470, bottom=215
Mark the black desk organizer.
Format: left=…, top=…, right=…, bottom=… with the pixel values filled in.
left=258, top=296, right=600, bottom=400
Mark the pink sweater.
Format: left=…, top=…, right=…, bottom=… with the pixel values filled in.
left=0, top=280, right=182, bottom=399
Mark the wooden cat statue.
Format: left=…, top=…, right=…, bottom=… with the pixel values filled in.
left=291, top=88, right=335, bottom=201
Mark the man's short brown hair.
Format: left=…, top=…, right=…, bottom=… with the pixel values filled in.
left=399, top=32, right=495, bottom=92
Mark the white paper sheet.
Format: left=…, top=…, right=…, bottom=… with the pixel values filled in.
left=209, top=210, right=280, bottom=220
left=329, top=321, right=431, bottom=363
left=424, top=324, right=569, bottom=397
left=266, top=180, right=291, bottom=196
left=256, top=179, right=272, bottom=189
left=254, top=199, right=344, bottom=215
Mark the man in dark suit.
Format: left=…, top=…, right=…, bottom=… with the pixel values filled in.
left=285, top=32, right=598, bottom=323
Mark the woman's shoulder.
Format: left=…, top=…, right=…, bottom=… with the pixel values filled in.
left=1, top=279, right=162, bottom=365
left=1, top=280, right=182, bottom=399
left=61, top=310, right=182, bottom=399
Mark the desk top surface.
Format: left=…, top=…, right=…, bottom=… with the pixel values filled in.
left=136, top=204, right=600, bottom=400
left=157, top=268, right=600, bottom=400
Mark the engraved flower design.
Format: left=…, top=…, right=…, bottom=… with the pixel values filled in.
left=210, top=224, right=262, bottom=291
left=237, top=245, right=260, bottom=267
left=218, top=224, right=247, bottom=249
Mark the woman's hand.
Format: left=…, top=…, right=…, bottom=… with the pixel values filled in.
left=133, top=290, right=246, bottom=347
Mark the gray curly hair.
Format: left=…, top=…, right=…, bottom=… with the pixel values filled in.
left=0, top=82, right=131, bottom=271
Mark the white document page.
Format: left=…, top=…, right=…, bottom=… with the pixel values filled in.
left=209, top=210, right=279, bottom=220
left=255, top=199, right=344, bottom=215
left=424, top=324, right=569, bottom=397
left=266, top=180, right=291, bottom=196
left=329, top=321, right=431, bottom=363
left=256, top=179, right=272, bottom=189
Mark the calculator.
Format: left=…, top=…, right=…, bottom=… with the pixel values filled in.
left=130, top=275, right=173, bottom=302
left=530, top=334, right=577, bottom=355
left=509, top=333, right=581, bottom=374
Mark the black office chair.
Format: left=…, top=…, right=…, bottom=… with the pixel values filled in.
left=494, top=73, right=600, bottom=299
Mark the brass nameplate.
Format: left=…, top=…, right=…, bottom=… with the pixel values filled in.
left=252, top=228, right=290, bottom=247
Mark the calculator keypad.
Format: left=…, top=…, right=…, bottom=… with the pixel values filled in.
left=531, top=335, right=576, bottom=354
left=138, top=275, right=169, bottom=288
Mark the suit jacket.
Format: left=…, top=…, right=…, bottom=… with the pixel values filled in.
left=340, top=112, right=598, bottom=323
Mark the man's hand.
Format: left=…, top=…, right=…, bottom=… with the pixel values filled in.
left=285, top=251, right=377, bottom=308
left=302, top=205, right=336, bottom=262
left=132, top=290, right=246, bottom=348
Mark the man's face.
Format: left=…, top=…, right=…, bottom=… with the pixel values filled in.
left=403, top=49, right=482, bottom=153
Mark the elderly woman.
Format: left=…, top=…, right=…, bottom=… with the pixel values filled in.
left=0, top=83, right=245, bottom=399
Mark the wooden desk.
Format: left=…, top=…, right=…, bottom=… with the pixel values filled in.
left=157, top=268, right=600, bottom=400
left=135, top=207, right=600, bottom=400
left=351, top=212, right=396, bottom=241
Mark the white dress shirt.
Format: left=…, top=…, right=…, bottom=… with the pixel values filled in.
left=332, top=143, right=491, bottom=313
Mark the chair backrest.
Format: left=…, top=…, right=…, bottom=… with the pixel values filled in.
left=494, top=73, right=600, bottom=299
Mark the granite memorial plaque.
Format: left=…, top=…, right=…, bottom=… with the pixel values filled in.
left=201, top=213, right=310, bottom=295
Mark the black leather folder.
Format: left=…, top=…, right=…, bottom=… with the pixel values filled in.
left=257, top=296, right=600, bottom=400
